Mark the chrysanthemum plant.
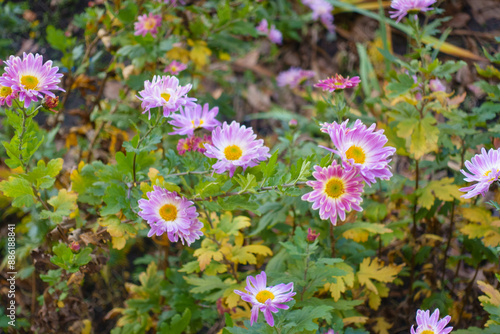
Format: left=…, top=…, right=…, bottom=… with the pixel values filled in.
left=1, top=0, right=500, bottom=333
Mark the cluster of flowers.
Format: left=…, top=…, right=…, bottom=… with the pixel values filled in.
left=234, top=271, right=453, bottom=332
left=0, top=53, right=64, bottom=108
left=256, top=19, right=283, bottom=45
left=302, top=118, right=396, bottom=225
left=301, top=0, right=335, bottom=32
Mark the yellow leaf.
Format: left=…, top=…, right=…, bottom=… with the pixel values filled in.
left=357, top=257, right=404, bottom=294
left=188, top=39, right=212, bottom=68
left=460, top=208, right=500, bottom=247
left=166, top=46, right=190, bottom=63
left=478, top=280, right=500, bottom=307
left=231, top=244, right=272, bottom=265
left=342, top=223, right=392, bottom=242
left=410, top=117, right=439, bottom=159
left=324, top=262, right=355, bottom=301
left=194, top=238, right=224, bottom=271
left=343, top=316, right=368, bottom=326
left=418, top=177, right=463, bottom=209
left=82, top=319, right=92, bottom=334
left=373, top=317, right=393, bottom=334
left=368, top=282, right=390, bottom=310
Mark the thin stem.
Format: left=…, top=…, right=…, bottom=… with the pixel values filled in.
left=165, top=170, right=210, bottom=178
left=191, top=181, right=307, bottom=202
left=300, top=244, right=311, bottom=301
left=132, top=112, right=163, bottom=185
left=330, top=223, right=336, bottom=257
left=440, top=200, right=456, bottom=285
left=409, top=159, right=420, bottom=297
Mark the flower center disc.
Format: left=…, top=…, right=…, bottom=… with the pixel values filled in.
left=159, top=204, right=177, bottom=221
left=224, top=145, right=242, bottom=160
left=420, top=330, right=435, bottom=334
left=256, top=290, right=275, bottom=303
left=171, top=66, right=177, bottom=72
left=325, top=178, right=345, bottom=199
left=161, top=92, right=171, bottom=102
left=346, top=145, right=366, bottom=164
left=0, top=86, right=12, bottom=97
left=21, top=75, right=39, bottom=90
left=144, top=18, right=156, bottom=30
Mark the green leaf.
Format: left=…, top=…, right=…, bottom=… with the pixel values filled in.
left=283, top=305, right=334, bottom=332
left=101, top=183, right=128, bottom=216
left=46, top=25, right=68, bottom=52
left=159, top=309, right=191, bottom=334
left=50, top=243, right=92, bottom=273
left=24, top=158, right=64, bottom=189
left=387, top=74, right=416, bottom=98
left=117, top=1, right=138, bottom=24
left=40, top=189, right=78, bottom=223
left=0, top=176, right=35, bottom=208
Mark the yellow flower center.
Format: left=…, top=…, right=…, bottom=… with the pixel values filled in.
left=420, top=330, right=435, bottom=334
left=346, top=145, right=366, bottom=164
left=191, top=119, right=204, bottom=128
left=161, top=92, right=171, bottom=102
left=334, top=82, right=343, bottom=86
left=21, top=75, right=39, bottom=90
left=325, top=178, right=345, bottom=199
left=144, top=18, right=157, bottom=30
left=171, top=65, right=177, bottom=72
left=224, top=145, right=242, bottom=160
left=159, top=204, right=177, bottom=221
left=0, top=86, right=12, bottom=97
left=484, top=169, right=498, bottom=182
left=256, top=290, right=274, bottom=304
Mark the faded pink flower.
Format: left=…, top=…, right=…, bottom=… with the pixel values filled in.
left=134, top=13, right=162, bottom=38
left=390, top=0, right=437, bottom=23
left=164, top=60, right=187, bottom=75
left=315, top=74, right=360, bottom=92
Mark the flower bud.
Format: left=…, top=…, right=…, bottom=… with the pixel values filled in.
left=43, top=96, right=59, bottom=112
left=70, top=241, right=81, bottom=252
left=289, top=119, right=297, bottom=128
left=306, top=228, right=319, bottom=242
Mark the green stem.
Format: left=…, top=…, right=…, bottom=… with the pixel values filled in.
left=132, top=111, right=163, bottom=185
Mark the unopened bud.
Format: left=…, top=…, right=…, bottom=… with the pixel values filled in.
left=289, top=119, right=297, bottom=128
left=306, top=228, right=319, bottom=242
left=43, top=96, right=59, bottom=112
left=70, top=241, right=80, bottom=252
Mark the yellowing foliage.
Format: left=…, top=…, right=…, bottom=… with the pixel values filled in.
left=478, top=280, right=500, bottom=307
left=460, top=207, right=500, bottom=247
left=188, top=39, right=212, bottom=68
left=324, top=262, right=355, bottom=301
left=357, top=257, right=404, bottom=294
left=418, top=177, right=464, bottom=209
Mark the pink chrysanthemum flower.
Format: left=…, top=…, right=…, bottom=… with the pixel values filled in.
left=390, top=0, right=437, bottom=23
left=168, top=103, right=221, bottom=136
left=164, top=60, right=187, bottom=75
left=138, top=186, right=203, bottom=245
left=302, top=162, right=364, bottom=225
left=0, top=53, right=64, bottom=108
left=204, top=121, right=271, bottom=177
left=321, top=119, right=396, bottom=186
left=459, top=148, right=500, bottom=199
left=326, top=330, right=337, bottom=334
left=256, top=19, right=283, bottom=44
left=256, top=19, right=269, bottom=34
left=429, top=79, right=446, bottom=92
left=194, top=134, right=212, bottom=153
left=177, top=137, right=192, bottom=155
left=411, top=309, right=453, bottom=334
left=134, top=13, right=162, bottom=38
left=302, top=0, right=335, bottom=32
left=277, top=67, right=316, bottom=89
left=268, top=25, right=283, bottom=44
left=137, top=75, right=196, bottom=119
left=315, top=74, right=361, bottom=92
left=234, top=271, right=296, bottom=327
left=0, top=85, right=17, bottom=107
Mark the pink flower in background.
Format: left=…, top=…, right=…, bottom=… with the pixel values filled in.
left=194, top=134, right=212, bottom=153
left=0, top=85, right=17, bottom=107
left=234, top=271, right=295, bottom=327
left=138, top=186, right=203, bottom=245
left=137, top=75, right=196, bottom=119
left=134, top=13, right=162, bottom=38
left=321, top=119, right=396, bottom=186
left=168, top=103, right=221, bottom=136
left=160, top=0, right=186, bottom=5
left=302, top=162, right=364, bottom=225
left=256, top=19, right=283, bottom=44
left=460, top=148, right=500, bottom=199
left=390, top=0, right=437, bottom=23
left=429, top=79, right=446, bottom=92
left=268, top=25, right=283, bottom=44
left=204, top=121, right=270, bottom=177
left=411, top=309, right=452, bottom=334
left=0, top=53, right=64, bottom=108
left=164, top=60, right=187, bottom=75
left=256, top=19, right=269, bottom=33
left=277, top=67, right=316, bottom=89
left=315, top=74, right=360, bottom=92
left=302, top=0, right=335, bottom=32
